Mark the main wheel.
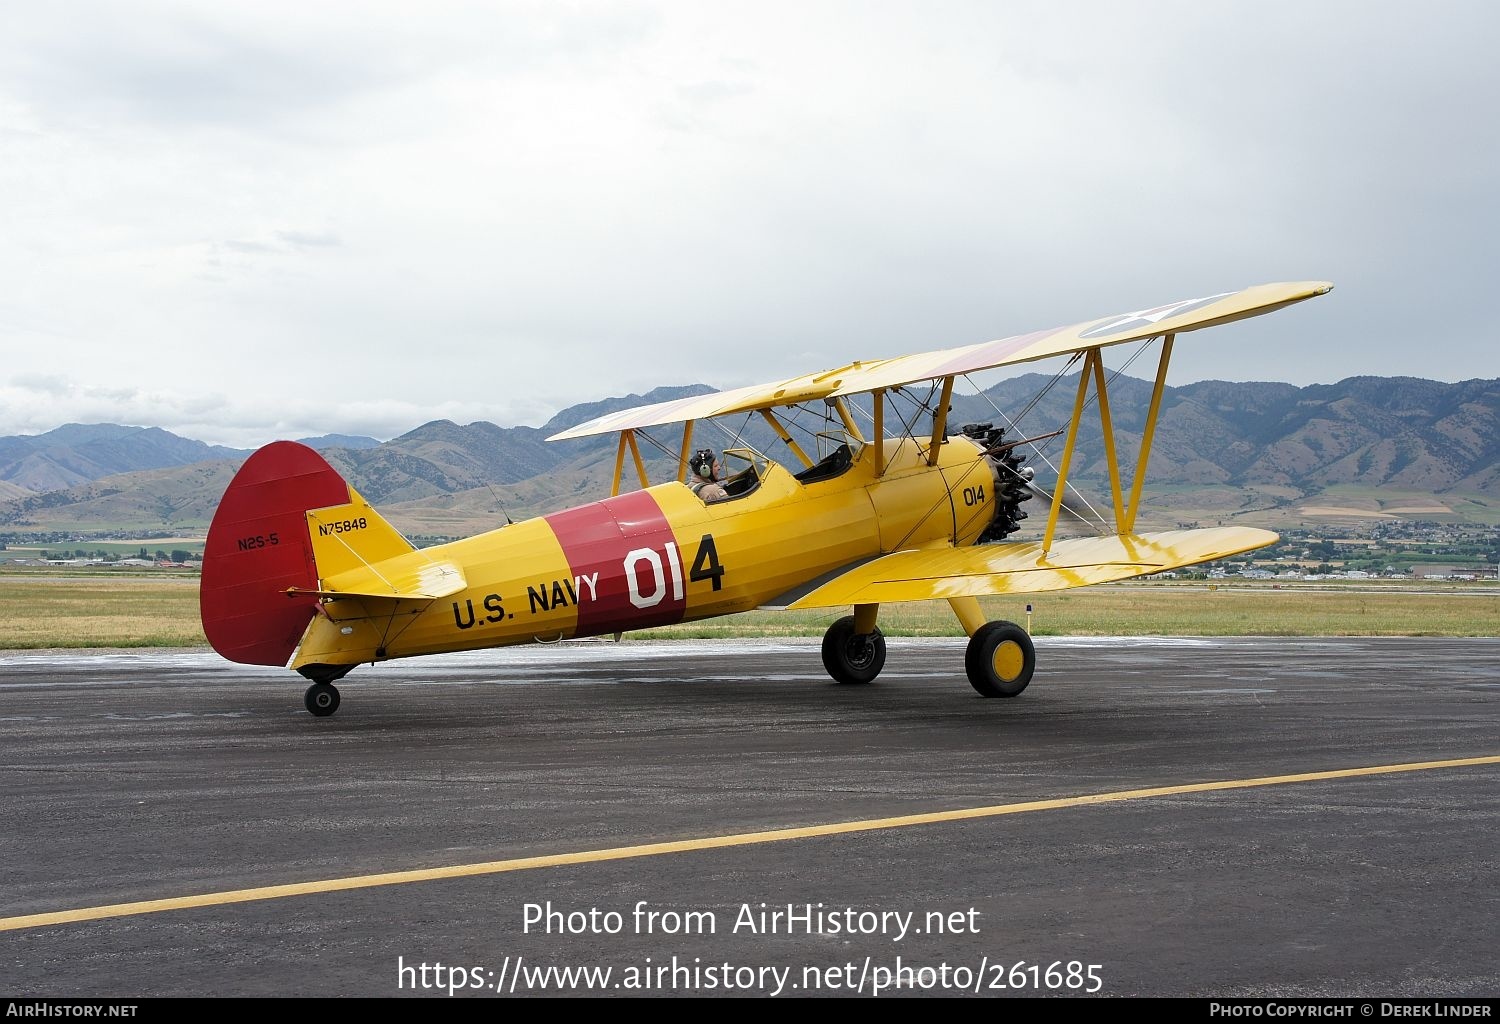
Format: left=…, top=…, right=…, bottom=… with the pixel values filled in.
left=965, top=621, right=1035, bottom=698
left=821, top=615, right=886, bottom=684
left=304, top=682, right=341, bottom=717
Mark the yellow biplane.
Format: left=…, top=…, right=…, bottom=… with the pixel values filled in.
left=201, top=280, right=1331, bottom=716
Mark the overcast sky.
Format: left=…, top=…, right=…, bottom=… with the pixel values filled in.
left=1, top=1, right=1494, bottom=447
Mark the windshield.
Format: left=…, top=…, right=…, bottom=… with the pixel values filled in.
left=721, top=447, right=766, bottom=481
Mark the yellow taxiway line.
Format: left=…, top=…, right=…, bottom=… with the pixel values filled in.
left=4, top=755, right=1496, bottom=933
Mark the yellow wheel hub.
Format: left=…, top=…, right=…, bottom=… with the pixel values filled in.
left=991, top=640, right=1024, bottom=681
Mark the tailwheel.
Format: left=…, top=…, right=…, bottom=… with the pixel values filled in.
left=821, top=615, right=886, bottom=684
left=965, top=620, right=1035, bottom=698
left=304, top=682, right=341, bottom=717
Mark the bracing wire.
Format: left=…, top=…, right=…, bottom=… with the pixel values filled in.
left=959, top=337, right=1165, bottom=534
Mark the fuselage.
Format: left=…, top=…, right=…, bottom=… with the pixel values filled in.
left=290, top=435, right=999, bottom=671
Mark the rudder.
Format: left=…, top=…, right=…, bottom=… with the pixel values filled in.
left=200, top=441, right=365, bottom=666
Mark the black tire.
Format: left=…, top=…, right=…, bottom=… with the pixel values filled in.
left=821, top=615, right=886, bottom=684
left=965, top=621, right=1035, bottom=698
left=304, top=682, right=341, bottom=717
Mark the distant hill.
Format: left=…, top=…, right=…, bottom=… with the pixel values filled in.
left=0, top=424, right=381, bottom=496
left=943, top=374, right=1500, bottom=494
left=0, top=424, right=245, bottom=494
left=295, top=433, right=383, bottom=451
left=317, top=385, right=714, bottom=504
left=0, top=377, right=1494, bottom=535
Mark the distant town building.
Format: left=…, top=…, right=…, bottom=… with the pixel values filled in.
left=1411, top=564, right=1498, bottom=580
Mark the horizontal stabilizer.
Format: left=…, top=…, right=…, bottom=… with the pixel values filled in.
left=288, top=559, right=468, bottom=602
left=787, top=527, right=1277, bottom=608
left=295, top=497, right=466, bottom=600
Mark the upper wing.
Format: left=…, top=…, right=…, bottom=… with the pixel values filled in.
left=547, top=281, right=1332, bottom=441
left=780, top=528, right=1275, bottom=607
left=823, top=281, right=1330, bottom=398
left=543, top=381, right=781, bottom=443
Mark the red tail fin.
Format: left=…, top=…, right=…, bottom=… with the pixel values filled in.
left=200, top=442, right=353, bottom=666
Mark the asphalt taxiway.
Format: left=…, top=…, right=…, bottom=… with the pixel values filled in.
left=1, top=636, right=1497, bottom=998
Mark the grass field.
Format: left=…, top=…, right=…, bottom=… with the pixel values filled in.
left=1, top=578, right=209, bottom=649
left=0, top=576, right=1494, bottom=650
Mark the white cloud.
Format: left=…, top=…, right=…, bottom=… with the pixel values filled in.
left=0, top=1, right=1495, bottom=447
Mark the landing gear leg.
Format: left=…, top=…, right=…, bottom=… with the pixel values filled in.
left=947, top=596, right=987, bottom=637
left=820, top=603, right=886, bottom=684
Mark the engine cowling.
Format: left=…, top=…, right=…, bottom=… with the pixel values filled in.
left=960, top=423, right=1034, bottom=544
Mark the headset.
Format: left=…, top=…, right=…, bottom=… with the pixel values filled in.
left=690, top=448, right=718, bottom=480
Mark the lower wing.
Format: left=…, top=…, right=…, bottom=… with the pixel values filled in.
left=784, top=527, right=1274, bottom=607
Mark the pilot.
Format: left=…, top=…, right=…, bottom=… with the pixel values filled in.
left=687, top=448, right=730, bottom=503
